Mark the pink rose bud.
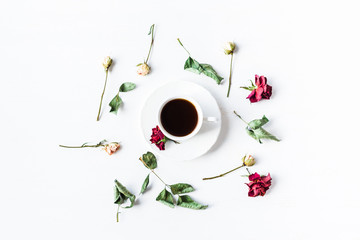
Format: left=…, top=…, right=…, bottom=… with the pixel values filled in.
left=104, top=142, right=120, bottom=155
left=137, top=63, right=150, bottom=76
left=243, top=154, right=255, bottom=166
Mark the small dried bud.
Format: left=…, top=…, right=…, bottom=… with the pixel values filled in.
left=102, top=56, right=113, bottom=71
left=243, top=154, right=255, bottom=166
left=137, top=63, right=150, bottom=76
left=104, top=142, right=120, bottom=155
left=224, top=42, right=235, bottom=55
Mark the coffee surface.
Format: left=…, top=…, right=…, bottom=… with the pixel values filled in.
left=160, top=99, right=198, bottom=137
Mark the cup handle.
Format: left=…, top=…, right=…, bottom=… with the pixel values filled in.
left=203, top=117, right=218, bottom=123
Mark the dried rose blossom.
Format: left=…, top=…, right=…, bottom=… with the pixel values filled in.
left=150, top=126, right=167, bottom=150
left=241, top=75, right=272, bottom=103
left=246, top=172, right=272, bottom=197
left=137, top=63, right=150, bottom=76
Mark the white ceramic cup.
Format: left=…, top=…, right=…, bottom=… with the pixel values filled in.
left=158, top=96, right=216, bottom=142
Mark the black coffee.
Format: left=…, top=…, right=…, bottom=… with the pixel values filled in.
left=160, top=98, right=198, bottom=137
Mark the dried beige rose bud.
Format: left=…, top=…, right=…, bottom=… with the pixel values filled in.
left=224, top=42, right=235, bottom=55
left=104, top=142, right=120, bottom=155
left=102, top=56, right=113, bottom=71
left=137, top=63, right=151, bottom=76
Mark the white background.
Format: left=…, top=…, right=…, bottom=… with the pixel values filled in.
left=1, top=0, right=359, bottom=239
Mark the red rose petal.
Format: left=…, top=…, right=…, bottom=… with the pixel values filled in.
left=249, top=173, right=261, bottom=181
left=255, top=87, right=264, bottom=101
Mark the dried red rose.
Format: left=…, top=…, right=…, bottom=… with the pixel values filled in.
left=241, top=75, right=272, bottom=103
left=246, top=172, right=272, bottom=197
left=150, top=126, right=167, bottom=150
left=157, top=141, right=165, bottom=151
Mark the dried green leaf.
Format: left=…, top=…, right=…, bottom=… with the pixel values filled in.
left=119, top=82, right=136, bottom=92
left=114, top=179, right=136, bottom=208
left=140, top=174, right=150, bottom=194
left=184, top=57, right=203, bottom=74
left=141, top=152, right=157, bottom=169
left=156, top=188, right=175, bottom=208
left=177, top=195, right=208, bottom=210
left=253, top=127, right=280, bottom=142
left=200, top=64, right=223, bottom=84
left=248, top=115, right=269, bottom=129
left=109, top=94, right=122, bottom=114
left=114, top=186, right=127, bottom=205
left=246, top=126, right=280, bottom=144
left=170, top=183, right=195, bottom=195
left=184, top=57, right=223, bottom=84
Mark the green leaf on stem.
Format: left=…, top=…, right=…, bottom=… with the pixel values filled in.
left=184, top=57, right=223, bottom=84
left=109, top=94, right=122, bottom=114
left=170, top=183, right=195, bottom=195
left=234, top=112, right=280, bottom=144
left=141, top=152, right=157, bottom=169
left=119, top=82, right=136, bottom=92
left=114, top=179, right=136, bottom=208
left=156, top=188, right=175, bottom=208
left=177, top=195, right=208, bottom=210
left=140, top=174, right=150, bottom=194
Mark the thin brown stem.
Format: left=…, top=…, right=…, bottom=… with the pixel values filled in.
left=226, top=53, right=233, bottom=98
left=139, top=157, right=168, bottom=186
left=233, top=111, right=249, bottom=125
left=177, top=38, right=191, bottom=56
left=97, top=70, right=108, bottom=121
left=145, top=24, right=155, bottom=64
left=116, top=205, right=120, bottom=222
left=58, top=144, right=103, bottom=148
left=203, top=163, right=245, bottom=180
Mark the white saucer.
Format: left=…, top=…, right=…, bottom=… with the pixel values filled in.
left=140, top=81, right=222, bottom=160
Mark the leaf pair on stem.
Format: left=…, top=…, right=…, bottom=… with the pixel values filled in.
left=113, top=151, right=207, bottom=222
left=109, top=82, right=136, bottom=114
left=139, top=152, right=208, bottom=210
